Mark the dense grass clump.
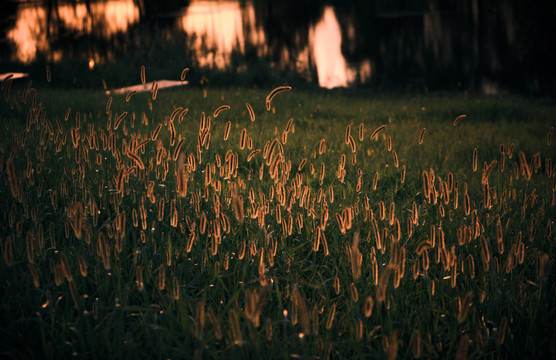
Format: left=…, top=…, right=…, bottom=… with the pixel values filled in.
left=0, top=75, right=555, bottom=359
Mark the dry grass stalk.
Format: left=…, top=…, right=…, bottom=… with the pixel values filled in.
left=348, top=135, right=356, bottom=153
left=206, top=306, right=222, bottom=340
left=77, top=255, right=87, bottom=277
left=364, top=296, right=374, bottom=317
left=370, top=125, right=386, bottom=140
left=151, top=81, right=158, bottom=101
left=28, top=263, right=40, bottom=288
left=326, top=302, right=336, bottom=329
left=194, top=300, right=205, bottom=340
left=157, top=264, right=166, bottom=291
left=333, top=274, right=340, bottom=295
left=538, top=253, right=550, bottom=281
left=180, top=67, right=189, bottom=80
left=497, top=316, right=508, bottom=345
left=265, top=86, right=292, bottom=111
left=350, top=232, right=363, bottom=280
left=6, top=156, right=21, bottom=200
left=125, top=91, right=136, bottom=103
left=419, top=128, right=426, bottom=144
left=98, top=232, right=111, bottom=270
left=135, top=265, right=144, bottom=291
left=518, top=151, right=532, bottom=180
left=240, top=129, right=246, bottom=149
left=453, top=114, right=467, bottom=126
left=213, top=105, right=230, bottom=118
left=244, top=285, right=269, bottom=327
left=151, top=124, right=162, bottom=141
left=496, top=216, right=504, bottom=254
left=293, top=285, right=311, bottom=334
left=385, top=330, right=399, bottom=360
left=457, top=291, right=473, bottom=323
left=377, top=265, right=395, bottom=302
left=479, top=235, right=490, bottom=271
left=350, top=283, right=359, bottom=302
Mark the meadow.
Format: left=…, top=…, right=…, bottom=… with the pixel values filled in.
left=0, top=72, right=555, bottom=359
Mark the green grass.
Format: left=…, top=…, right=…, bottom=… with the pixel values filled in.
left=0, top=82, right=555, bottom=359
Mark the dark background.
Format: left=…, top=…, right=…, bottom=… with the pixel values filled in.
left=1, top=0, right=555, bottom=95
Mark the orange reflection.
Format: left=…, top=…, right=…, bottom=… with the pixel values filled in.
left=57, top=0, right=139, bottom=36
left=8, top=0, right=139, bottom=63
left=7, top=0, right=371, bottom=88
left=311, top=6, right=348, bottom=88
left=177, top=0, right=265, bottom=69
left=7, top=6, right=48, bottom=63
left=310, top=6, right=371, bottom=88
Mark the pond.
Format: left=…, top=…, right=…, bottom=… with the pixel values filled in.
left=2, top=0, right=554, bottom=93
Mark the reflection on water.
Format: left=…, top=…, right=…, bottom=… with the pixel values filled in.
left=4, top=0, right=554, bottom=93
left=311, top=6, right=347, bottom=88
left=177, top=1, right=265, bottom=70
left=8, top=0, right=139, bottom=63
left=177, top=2, right=366, bottom=88
left=8, top=6, right=48, bottom=63
left=311, top=6, right=371, bottom=88
left=5, top=0, right=360, bottom=88
left=54, top=0, right=139, bottom=35
left=8, top=0, right=370, bottom=88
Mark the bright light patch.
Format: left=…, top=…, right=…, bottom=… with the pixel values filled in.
left=311, top=6, right=348, bottom=88
left=178, top=1, right=264, bottom=69
left=8, top=0, right=139, bottom=63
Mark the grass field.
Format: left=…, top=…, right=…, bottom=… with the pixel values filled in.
left=0, top=78, right=555, bottom=359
